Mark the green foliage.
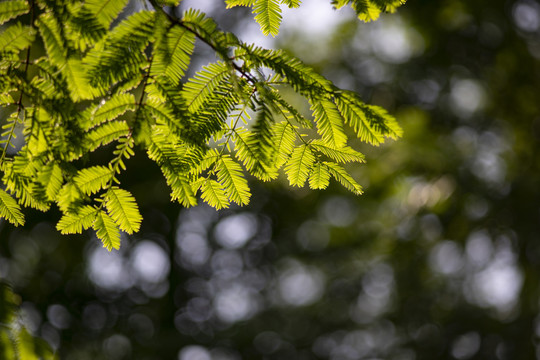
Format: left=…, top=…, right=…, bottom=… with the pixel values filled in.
left=0, top=188, right=24, bottom=226
left=0, top=0, right=403, bottom=250
left=57, top=205, right=98, bottom=234
left=332, top=0, right=407, bottom=22
left=182, top=61, right=231, bottom=112
left=229, top=0, right=406, bottom=35
left=0, top=283, right=58, bottom=359
left=85, top=0, right=130, bottom=28
left=285, top=144, right=316, bottom=187
left=0, top=23, right=35, bottom=53
left=253, top=0, right=283, bottom=37
left=308, top=161, right=331, bottom=189
left=0, top=1, right=29, bottom=26
left=93, top=210, right=120, bottom=251
left=310, top=98, right=347, bottom=147
left=216, top=154, right=252, bottom=206
left=199, top=178, right=231, bottom=210
left=104, top=187, right=142, bottom=234
left=151, top=25, right=195, bottom=83
left=73, top=166, right=114, bottom=195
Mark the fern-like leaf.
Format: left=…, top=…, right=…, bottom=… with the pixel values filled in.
left=186, top=80, right=241, bottom=144
left=167, top=173, right=198, bottom=207
left=90, top=93, right=136, bottom=129
left=0, top=23, right=35, bottom=53
left=216, top=155, right=251, bottom=205
left=234, top=129, right=278, bottom=181
left=199, top=178, right=230, bottom=209
left=57, top=182, right=83, bottom=214
left=284, top=144, right=315, bottom=187
left=249, top=99, right=276, bottom=162
left=85, top=10, right=155, bottom=89
left=63, top=58, right=101, bottom=101
left=143, top=98, right=175, bottom=127
left=182, top=61, right=231, bottom=112
left=308, top=162, right=330, bottom=189
left=36, top=12, right=66, bottom=65
left=93, top=210, right=120, bottom=250
left=86, top=121, right=130, bottom=151
left=57, top=205, right=97, bottom=234
left=360, top=102, right=403, bottom=139
left=3, top=156, right=50, bottom=211
left=152, top=25, right=195, bottom=84
left=38, top=163, right=63, bottom=201
left=0, top=0, right=28, bottom=26
left=253, top=0, right=282, bottom=37
left=64, top=8, right=107, bottom=51
left=325, top=161, right=363, bottom=195
left=0, top=188, right=25, bottom=226
left=310, top=98, right=347, bottom=147
left=84, top=0, right=129, bottom=28
left=73, top=166, right=113, bottom=195
left=104, top=187, right=142, bottom=234
left=272, top=121, right=296, bottom=168
left=310, top=140, right=365, bottom=163
left=335, top=91, right=402, bottom=145
left=196, top=149, right=221, bottom=175
left=110, top=137, right=135, bottom=174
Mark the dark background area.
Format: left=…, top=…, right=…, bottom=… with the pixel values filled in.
left=1, top=0, right=540, bottom=359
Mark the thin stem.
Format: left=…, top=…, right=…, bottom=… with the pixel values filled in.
left=137, top=55, right=154, bottom=108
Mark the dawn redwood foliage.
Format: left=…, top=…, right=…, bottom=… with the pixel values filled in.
left=0, top=0, right=404, bottom=250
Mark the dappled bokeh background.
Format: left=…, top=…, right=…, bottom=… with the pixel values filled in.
left=1, top=0, right=540, bottom=359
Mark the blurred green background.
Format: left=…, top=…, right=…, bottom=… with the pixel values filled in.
left=1, top=0, right=540, bottom=359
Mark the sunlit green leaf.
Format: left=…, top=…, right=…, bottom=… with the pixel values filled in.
left=0, top=188, right=25, bottom=226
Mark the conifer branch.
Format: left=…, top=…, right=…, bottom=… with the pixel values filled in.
left=0, top=0, right=404, bottom=249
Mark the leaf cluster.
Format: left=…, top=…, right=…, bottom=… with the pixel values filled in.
left=0, top=0, right=402, bottom=250
left=226, top=0, right=407, bottom=36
